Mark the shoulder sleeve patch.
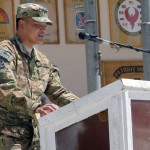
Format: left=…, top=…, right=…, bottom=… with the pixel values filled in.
left=0, top=49, right=13, bottom=61
left=0, top=59, right=6, bottom=69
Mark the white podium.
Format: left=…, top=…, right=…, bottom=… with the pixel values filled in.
left=38, top=79, right=150, bottom=150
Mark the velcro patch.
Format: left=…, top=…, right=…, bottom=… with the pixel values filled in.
left=0, top=50, right=13, bottom=61
left=0, top=60, right=6, bottom=69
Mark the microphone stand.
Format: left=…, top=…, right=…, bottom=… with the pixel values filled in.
left=86, top=34, right=150, bottom=54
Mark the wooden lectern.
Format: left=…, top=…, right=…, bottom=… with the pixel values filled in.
left=38, top=79, right=150, bottom=150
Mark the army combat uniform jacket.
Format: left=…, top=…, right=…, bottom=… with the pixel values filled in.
left=0, top=35, right=78, bottom=149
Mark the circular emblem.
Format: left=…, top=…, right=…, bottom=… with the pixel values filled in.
left=115, top=0, right=141, bottom=36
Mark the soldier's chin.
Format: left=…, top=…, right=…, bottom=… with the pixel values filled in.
left=37, top=40, right=44, bottom=44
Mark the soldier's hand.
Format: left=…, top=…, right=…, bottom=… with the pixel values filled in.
left=35, top=103, right=59, bottom=116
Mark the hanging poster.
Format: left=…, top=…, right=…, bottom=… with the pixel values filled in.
left=101, top=60, right=144, bottom=86
left=64, top=0, right=100, bottom=44
left=0, top=0, right=15, bottom=42
left=109, top=0, right=142, bottom=47
left=20, top=0, right=59, bottom=44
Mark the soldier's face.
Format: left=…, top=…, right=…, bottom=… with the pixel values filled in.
left=20, top=18, right=48, bottom=46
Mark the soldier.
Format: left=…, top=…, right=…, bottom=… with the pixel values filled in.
left=0, top=3, right=78, bottom=150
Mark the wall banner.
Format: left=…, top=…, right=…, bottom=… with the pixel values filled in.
left=64, top=0, right=100, bottom=44
left=109, top=0, right=142, bottom=47
left=101, top=60, right=143, bottom=86
left=0, top=0, right=15, bottom=42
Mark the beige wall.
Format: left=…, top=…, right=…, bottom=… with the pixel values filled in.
left=14, top=0, right=142, bottom=97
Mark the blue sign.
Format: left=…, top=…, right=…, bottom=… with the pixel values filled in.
left=75, top=11, right=85, bottom=30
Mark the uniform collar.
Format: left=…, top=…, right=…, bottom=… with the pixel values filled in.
left=14, top=35, right=30, bottom=57
left=13, top=35, right=45, bottom=65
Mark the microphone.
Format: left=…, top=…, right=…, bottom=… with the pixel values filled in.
left=78, top=32, right=101, bottom=42
left=78, top=32, right=88, bottom=40
left=78, top=32, right=150, bottom=54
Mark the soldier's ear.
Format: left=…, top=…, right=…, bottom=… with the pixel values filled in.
left=18, top=19, right=25, bottom=29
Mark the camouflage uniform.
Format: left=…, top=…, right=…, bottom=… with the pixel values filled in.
left=0, top=3, right=78, bottom=150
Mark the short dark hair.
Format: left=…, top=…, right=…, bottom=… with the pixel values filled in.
left=16, top=18, right=21, bottom=30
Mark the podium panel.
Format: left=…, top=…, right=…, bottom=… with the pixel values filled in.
left=55, top=112, right=110, bottom=150
left=132, top=100, right=150, bottom=150
left=38, top=79, right=150, bottom=150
